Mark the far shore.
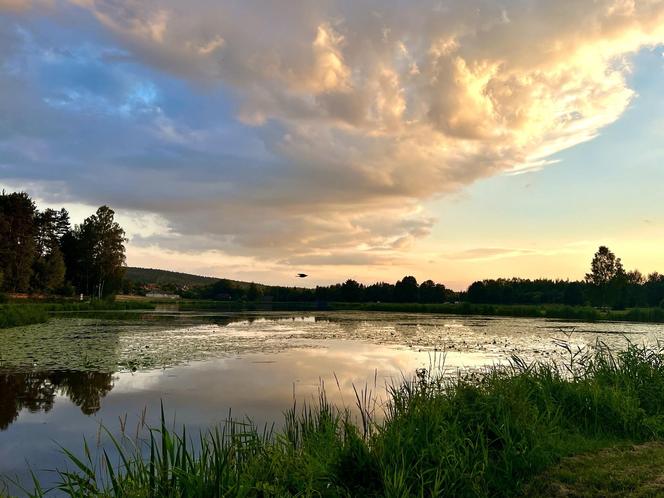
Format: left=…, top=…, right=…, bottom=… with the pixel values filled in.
left=4, top=298, right=664, bottom=330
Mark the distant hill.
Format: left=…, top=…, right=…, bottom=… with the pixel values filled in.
left=124, top=267, right=223, bottom=287
left=124, top=267, right=308, bottom=293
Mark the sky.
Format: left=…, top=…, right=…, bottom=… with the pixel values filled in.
left=1, top=0, right=663, bottom=290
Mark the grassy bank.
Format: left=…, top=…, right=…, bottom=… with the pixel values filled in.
left=24, top=343, right=664, bottom=497
left=333, top=302, right=664, bottom=323
left=0, top=301, right=155, bottom=329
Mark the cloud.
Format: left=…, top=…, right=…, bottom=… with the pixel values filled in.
left=0, top=0, right=48, bottom=11
left=278, top=252, right=404, bottom=267
left=1, top=0, right=663, bottom=269
left=443, top=248, right=536, bottom=262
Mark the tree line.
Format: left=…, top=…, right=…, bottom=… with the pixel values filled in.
left=182, top=246, right=664, bottom=309
left=4, top=190, right=662, bottom=310
left=0, top=191, right=127, bottom=298
left=182, top=276, right=455, bottom=304
left=466, top=246, right=664, bottom=308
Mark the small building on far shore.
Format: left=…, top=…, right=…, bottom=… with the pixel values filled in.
left=145, top=292, right=180, bottom=299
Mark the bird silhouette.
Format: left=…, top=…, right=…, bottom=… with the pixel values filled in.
left=296, top=273, right=308, bottom=278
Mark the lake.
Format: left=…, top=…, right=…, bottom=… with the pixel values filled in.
left=2, top=311, right=664, bottom=495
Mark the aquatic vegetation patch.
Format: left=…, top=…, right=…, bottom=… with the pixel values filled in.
left=2, top=313, right=663, bottom=376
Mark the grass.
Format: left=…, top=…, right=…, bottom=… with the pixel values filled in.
left=12, top=342, right=664, bottom=497
left=334, top=302, right=664, bottom=323
left=522, top=442, right=664, bottom=497
left=0, top=301, right=155, bottom=329
left=0, top=305, right=49, bottom=328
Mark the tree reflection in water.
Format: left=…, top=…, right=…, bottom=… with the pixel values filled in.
left=0, top=370, right=114, bottom=430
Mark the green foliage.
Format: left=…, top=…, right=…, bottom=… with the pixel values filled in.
left=23, top=343, right=664, bottom=497
left=0, top=192, right=38, bottom=292
left=71, top=206, right=127, bottom=298
left=523, top=442, right=664, bottom=497
left=0, top=301, right=154, bottom=329
left=0, top=191, right=127, bottom=299
left=0, top=305, right=49, bottom=328
left=32, top=248, right=67, bottom=292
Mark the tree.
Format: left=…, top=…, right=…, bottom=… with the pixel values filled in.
left=61, top=229, right=85, bottom=293
left=365, top=282, right=394, bottom=302
left=340, top=279, right=363, bottom=302
left=419, top=279, right=446, bottom=303
left=78, top=206, right=127, bottom=298
left=32, top=208, right=70, bottom=293
left=42, top=248, right=67, bottom=291
left=563, top=281, right=585, bottom=306
left=395, top=276, right=419, bottom=302
left=32, top=247, right=66, bottom=293
left=467, top=281, right=488, bottom=303
left=247, top=282, right=261, bottom=301
left=35, top=208, right=70, bottom=256
left=0, top=192, right=37, bottom=292
left=585, top=246, right=624, bottom=286
left=585, top=246, right=628, bottom=307
left=645, top=273, right=664, bottom=307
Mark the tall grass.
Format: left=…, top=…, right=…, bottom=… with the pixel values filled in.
left=43, top=301, right=156, bottom=312
left=0, top=305, right=49, bottom=328
left=0, top=301, right=155, bottom=329
left=15, top=342, right=664, bottom=497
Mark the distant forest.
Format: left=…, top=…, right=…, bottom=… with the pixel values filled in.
left=124, top=267, right=223, bottom=288
left=0, top=191, right=126, bottom=298
left=126, top=249, right=664, bottom=310
left=4, top=191, right=664, bottom=309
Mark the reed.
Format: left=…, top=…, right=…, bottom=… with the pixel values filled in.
left=0, top=305, right=49, bottom=328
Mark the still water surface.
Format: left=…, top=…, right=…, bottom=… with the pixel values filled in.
left=1, top=311, right=663, bottom=494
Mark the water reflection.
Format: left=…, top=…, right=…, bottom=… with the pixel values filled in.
left=2, top=312, right=664, bottom=495
left=0, top=370, right=114, bottom=430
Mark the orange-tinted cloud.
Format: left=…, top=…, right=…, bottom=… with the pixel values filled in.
left=2, top=0, right=663, bottom=271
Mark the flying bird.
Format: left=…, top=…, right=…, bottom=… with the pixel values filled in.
left=296, top=273, right=308, bottom=278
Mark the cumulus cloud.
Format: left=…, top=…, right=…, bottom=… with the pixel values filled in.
left=1, top=0, right=663, bottom=269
